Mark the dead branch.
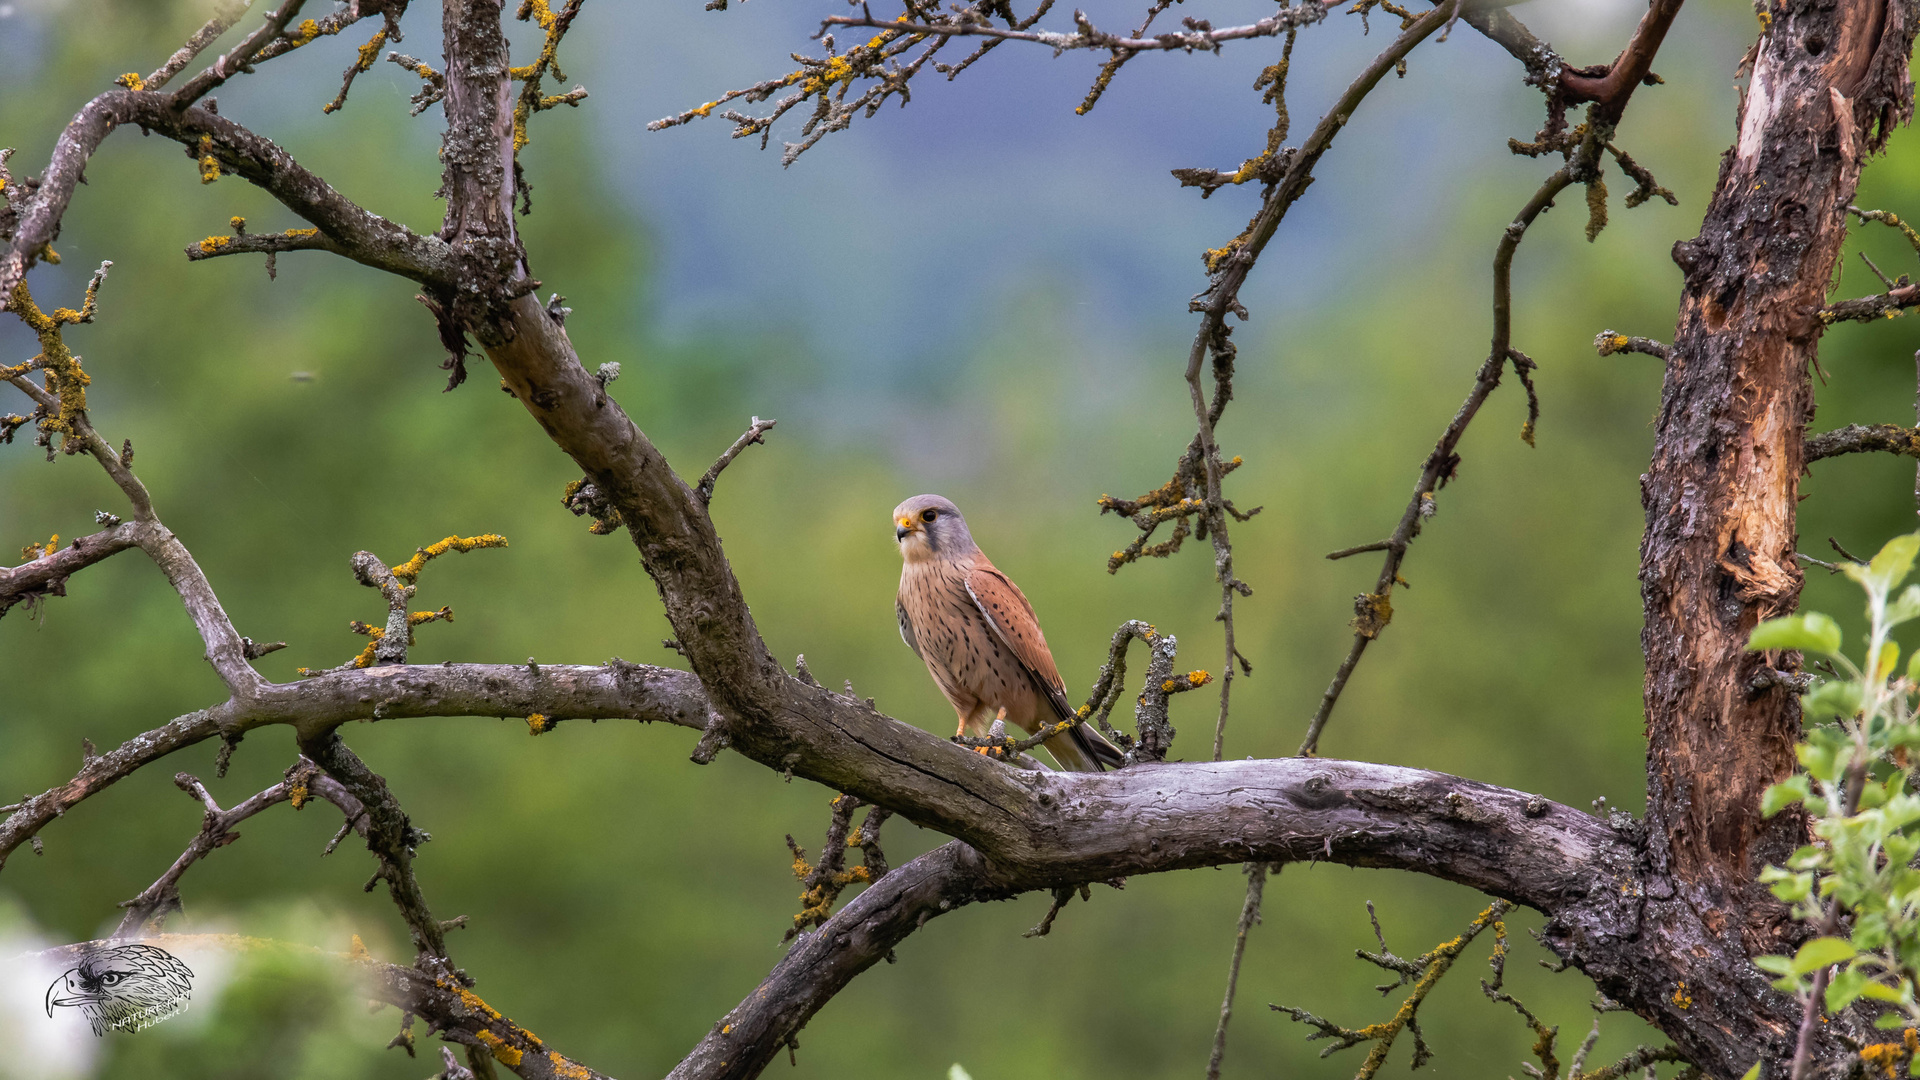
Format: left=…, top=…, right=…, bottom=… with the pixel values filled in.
left=1205, top=863, right=1273, bottom=1080
left=1302, top=164, right=1575, bottom=756
left=113, top=766, right=367, bottom=937
left=1806, top=422, right=1920, bottom=462
left=821, top=3, right=1330, bottom=55
left=298, top=732, right=460, bottom=983
left=696, top=416, right=776, bottom=504
left=1556, top=0, right=1683, bottom=125
left=1594, top=329, right=1670, bottom=359
left=0, top=520, right=143, bottom=618
left=1, top=91, right=454, bottom=299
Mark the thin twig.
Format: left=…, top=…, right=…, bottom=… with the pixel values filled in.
left=144, top=0, right=256, bottom=90
left=1205, top=863, right=1273, bottom=1079
left=697, top=416, right=776, bottom=504
left=822, top=4, right=1329, bottom=55
left=1301, top=164, right=1576, bottom=756
left=113, top=765, right=366, bottom=936
left=169, top=0, right=311, bottom=107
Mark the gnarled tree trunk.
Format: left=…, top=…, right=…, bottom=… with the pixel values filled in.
left=1625, top=0, right=1914, bottom=1067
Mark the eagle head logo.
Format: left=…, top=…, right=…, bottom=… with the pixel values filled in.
left=45, top=944, right=194, bottom=1035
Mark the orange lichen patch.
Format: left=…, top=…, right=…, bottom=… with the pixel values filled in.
left=441, top=983, right=505, bottom=1022
left=390, top=534, right=507, bottom=582
left=288, top=778, right=310, bottom=809
left=198, top=135, right=219, bottom=183
left=350, top=30, right=386, bottom=69
left=19, top=535, right=58, bottom=562
left=1670, top=981, right=1691, bottom=1009
left=115, top=72, right=145, bottom=91
left=527, top=713, right=556, bottom=735
left=198, top=236, right=231, bottom=255
left=801, top=55, right=855, bottom=95
left=228, top=216, right=247, bottom=231
left=4, top=281, right=95, bottom=448
left=1351, top=591, right=1393, bottom=639
left=286, top=18, right=322, bottom=46
left=523, top=0, right=560, bottom=30
left=347, top=934, right=371, bottom=962
left=1203, top=237, right=1248, bottom=274
left=1860, top=1042, right=1903, bottom=1078
left=474, top=1029, right=522, bottom=1067
left=548, top=1052, right=592, bottom=1080
left=286, top=227, right=319, bottom=240
left=1186, top=670, right=1211, bottom=686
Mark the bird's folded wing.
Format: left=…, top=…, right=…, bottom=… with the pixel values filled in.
left=963, top=566, right=1077, bottom=721
left=896, top=600, right=922, bottom=659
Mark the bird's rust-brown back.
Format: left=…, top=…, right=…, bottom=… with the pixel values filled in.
left=963, top=561, right=1068, bottom=701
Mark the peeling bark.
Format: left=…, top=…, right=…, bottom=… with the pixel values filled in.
left=1634, top=0, right=1917, bottom=1069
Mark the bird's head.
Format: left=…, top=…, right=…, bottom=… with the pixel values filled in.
left=892, top=494, right=976, bottom=563
left=46, top=944, right=192, bottom=1023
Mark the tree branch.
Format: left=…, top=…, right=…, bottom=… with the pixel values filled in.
left=0, top=520, right=143, bottom=618
left=696, top=416, right=776, bottom=504
left=297, top=731, right=459, bottom=981
left=820, top=3, right=1329, bottom=55
left=1556, top=0, right=1683, bottom=125
left=1806, top=422, right=1920, bottom=462
left=1, top=91, right=454, bottom=298
left=1302, top=164, right=1574, bottom=756
left=142, top=0, right=255, bottom=91
left=113, top=767, right=367, bottom=937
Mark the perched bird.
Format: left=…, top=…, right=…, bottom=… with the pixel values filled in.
left=893, top=494, right=1125, bottom=772
left=45, top=943, right=194, bottom=1036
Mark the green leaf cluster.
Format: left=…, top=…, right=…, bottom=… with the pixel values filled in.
left=1752, top=532, right=1920, bottom=1027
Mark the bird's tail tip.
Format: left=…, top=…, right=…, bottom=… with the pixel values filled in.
left=1053, top=722, right=1126, bottom=772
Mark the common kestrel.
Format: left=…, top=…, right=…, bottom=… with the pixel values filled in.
left=893, top=494, right=1124, bottom=772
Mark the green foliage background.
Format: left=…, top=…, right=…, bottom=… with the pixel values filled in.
left=6, top=1, right=1920, bottom=1077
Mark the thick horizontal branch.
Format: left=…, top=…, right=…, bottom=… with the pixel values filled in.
left=1806, top=422, right=1920, bottom=462
left=2, top=90, right=453, bottom=297
left=0, top=661, right=711, bottom=866
left=2, top=659, right=1623, bottom=909
left=671, top=757, right=1625, bottom=1080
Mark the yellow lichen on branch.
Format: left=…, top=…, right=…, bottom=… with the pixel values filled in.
left=510, top=0, right=586, bottom=154
left=285, top=18, right=323, bottom=47
left=390, top=534, right=508, bottom=583
left=1351, top=591, right=1393, bottom=639
left=19, top=534, right=59, bottom=562
left=5, top=279, right=101, bottom=450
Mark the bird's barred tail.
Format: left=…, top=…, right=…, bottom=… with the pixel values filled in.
left=1045, top=721, right=1127, bottom=772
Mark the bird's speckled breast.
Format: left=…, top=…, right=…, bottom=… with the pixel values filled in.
left=897, top=556, right=1041, bottom=734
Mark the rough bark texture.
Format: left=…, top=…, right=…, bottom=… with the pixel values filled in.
left=1634, top=0, right=1916, bottom=1068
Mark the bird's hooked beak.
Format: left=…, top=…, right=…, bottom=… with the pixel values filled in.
left=46, top=969, right=92, bottom=1015
left=895, top=515, right=916, bottom=541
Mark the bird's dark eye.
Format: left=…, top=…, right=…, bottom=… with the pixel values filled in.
left=920, top=509, right=937, bottom=523
left=99, top=973, right=124, bottom=986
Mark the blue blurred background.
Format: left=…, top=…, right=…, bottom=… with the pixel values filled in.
left=5, top=0, right=1920, bottom=1075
